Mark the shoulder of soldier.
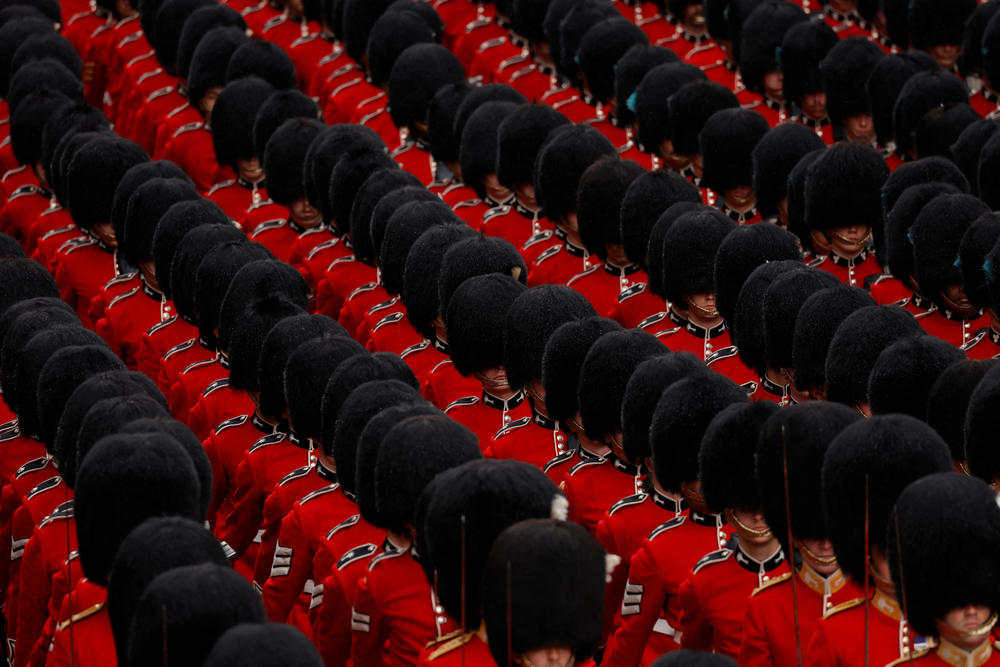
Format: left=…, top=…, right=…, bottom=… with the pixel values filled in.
left=617, top=282, right=646, bottom=302
left=107, top=285, right=140, bottom=310
left=0, top=427, right=22, bottom=443
left=692, top=547, right=734, bottom=574
left=636, top=312, right=667, bottom=330
left=15, top=456, right=49, bottom=479
left=426, top=631, right=478, bottom=661
left=522, top=229, right=554, bottom=250
left=300, top=484, right=338, bottom=505
left=568, top=456, right=606, bottom=476
left=214, top=414, right=248, bottom=435
left=533, top=244, right=562, bottom=265
left=250, top=218, right=287, bottom=238
left=482, top=205, right=511, bottom=222
left=248, top=431, right=287, bottom=453
left=566, top=265, right=599, bottom=286
left=608, top=493, right=647, bottom=516
left=648, top=515, right=686, bottom=540
left=207, top=179, right=236, bottom=195
left=203, top=377, right=230, bottom=397
left=278, top=464, right=312, bottom=487
left=822, top=596, right=866, bottom=620
left=147, top=315, right=177, bottom=335
left=368, top=547, right=406, bottom=571
left=400, top=340, right=430, bottom=358
left=56, top=601, right=106, bottom=632
left=171, top=121, right=204, bottom=139
left=705, top=345, right=739, bottom=365
left=444, top=395, right=479, bottom=413
left=751, top=571, right=791, bottom=597
left=163, top=337, right=195, bottom=360
left=493, top=415, right=531, bottom=439
left=542, top=450, right=574, bottom=473
left=886, top=649, right=933, bottom=666
left=372, top=311, right=404, bottom=333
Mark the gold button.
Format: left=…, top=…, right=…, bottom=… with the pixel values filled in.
left=504, top=415, right=511, bottom=423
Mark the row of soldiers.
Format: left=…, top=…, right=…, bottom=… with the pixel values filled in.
left=0, top=0, right=999, bottom=664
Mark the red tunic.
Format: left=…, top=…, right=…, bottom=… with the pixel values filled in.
left=29, top=208, right=78, bottom=273
left=421, top=359, right=481, bottom=411
left=807, top=248, right=882, bottom=289
left=962, top=326, right=1000, bottom=360
left=607, top=283, right=664, bottom=327
left=314, top=255, right=378, bottom=320
left=95, top=277, right=173, bottom=370
left=527, top=238, right=593, bottom=287
left=418, top=628, right=495, bottom=666
left=203, top=412, right=276, bottom=533
left=559, top=454, right=645, bottom=536
left=248, top=217, right=307, bottom=264
left=164, top=344, right=217, bottom=417
left=365, top=304, right=423, bottom=356
left=53, top=238, right=118, bottom=328
left=912, top=302, right=989, bottom=349
left=2, top=184, right=52, bottom=247
left=161, top=122, right=221, bottom=193
left=206, top=178, right=269, bottom=225
left=485, top=405, right=574, bottom=470
left=134, top=316, right=196, bottom=386
left=444, top=389, right=533, bottom=453
left=655, top=310, right=734, bottom=362
left=44, top=579, right=114, bottom=667
left=185, top=377, right=254, bottom=443
left=566, top=262, right=646, bottom=318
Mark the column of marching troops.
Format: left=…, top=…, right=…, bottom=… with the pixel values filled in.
left=2, top=0, right=1000, bottom=663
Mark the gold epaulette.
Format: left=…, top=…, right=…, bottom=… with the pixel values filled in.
left=751, top=571, right=791, bottom=596
left=56, top=602, right=105, bottom=632
left=424, top=628, right=463, bottom=650
left=427, top=631, right=476, bottom=661
left=885, top=648, right=932, bottom=666
left=822, top=596, right=865, bottom=619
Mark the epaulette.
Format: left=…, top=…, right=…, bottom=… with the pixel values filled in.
left=476, top=37, right=507, bottom=53
left=181, top=356, right=215, bottom=374
left=8, top=185, right=39, bottom=200
left=348, top=282, right=377, bottom=300
left=692, top=548, right=732, bottom=574
left=207, top=179, right=236, bottom=195
left=166, top=102, right=189, bottom=118
left=214, top=414, right=248, bottom=435
left=338, top=542, right=377, bottom=570
left=551, top=94, right=581, bottom=111
left=68, top=9, right=93, bottom=23
left=427, top=631, right=477, bottom=661
left=117, top=31, right=143, bottom=49
left=568, top=457, right=605, bottom=476
left=451, top=198, right=482, bottom=210
left=291, top=32, right=319, bottom=48
left=0, top=418, right=16, bottom=432
left=369, top=547, right=406, bottom=570
left=327, top=513, right=359, bottom=539
left=822, top=597, right=865, bottom=620
left=497, top=52, right=528, bottom=72
left=430, top=359, right=453, bottom=374
left=145, top=85, right=174, bottom=103
left=203, top=377, right=229, bottom=397
left=56, top=602, right=105, bottom=632
left=278, top=464, right=312, bottom=487
left=566, top=265, right=600, bottom=286
left=400, top=340, right=430, bottom=358
left=331, top=76, right=364, bottom=98
left=103, top=271, right=136, bottom=289
left=40, top=500, right=74, bottom=528
left=444, top=396, right=478, bottom=413
left=327, top=255, right=355, bottom=269
left=163, top=337, right=195, bottom=360
left=522, top=230, right=553, bottom=250
left=636, top=312, right=666, bottom=330
left=15, top=456, right=49, bottom=479
left=542, top=450, right=574, bottom=473
left=390, top=141, right=414, bottom=158
left=886, top=649, right=932, bottom=666
left=740, top=99, right=762, bottom=111
left=617, top=283, right=646, bottom=302
left=962, top=330, right=988, bottom=351
left=509, top=62, right=536, bottom=82
left=306, top=237, right=341, bottom=260
left=752, top=571, right=791, bottom=596
left=40, top=226, right=75, bottom=243
left=1, top=164, right=26, bottom=180
left=147, top=315, right=177, bottom=335
left=262, top=13, right=286, bottom=31
left=107, top=285, right=140, bottom=310
left=299, top=226, right=327, bottom=238
left=493, top=416, right=530, bottom=439
left=0, top=427, right=22, bottom=443
left=806, top=255, right=826, bottom=268
left=0, top=137, right=8, bottom=148
left=300, top=485, right=338, bottom=505
left=250, top=218, right=286, bottom=237
left=705, top=346, right=739, bottom=365
left=136, top=67, right=164, bottom=85
left=26, top=476, right=60, bottom=500
left=249, top=431, right=287, bottom=453
left=534, top=244, right=561, bottom=265
left=171, top=122, right=204, bottom=139
left=867, top=272, right=893, bottom=287
left=648, top=515, right=685, bottom=540
left=482, top=205, right=511, bottom=222
left=246, top=197, right=276, bottom=212
left=125, top=51, right=155, bottom=69
left=369, top=296, right=399, bottom=315
left=608, top=493, right=647, bottom=516
left=372, top=311, right=403, bottom=332
left=425, top=628, right=464, bottom=651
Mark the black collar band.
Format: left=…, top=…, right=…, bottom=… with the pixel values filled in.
left=481, top=388, right=526, bottom=411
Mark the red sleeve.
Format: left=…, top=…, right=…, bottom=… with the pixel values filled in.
left=217, top=459, right=261, bottom=560
left=349, top=573, right=386, bottom=666
left=134, top=331, right=160, bottom=385
left=678, top=572, right=713, bottom=651
left=14, top=535, right=49, bottom=667
left=738, top=593, right=774, bottom=667
left=253, top=488, right=286, bottom=591
left=314, top=571, right=353, bottom=667
left=261, top=506, right=311, bottom=622
left=596, top=515, right=628, bottom=645
left=314, top=277, right=342, bottom=319
left=603, top=541, right=666, bottom=667
left=803, top=617, right=837, bottom=667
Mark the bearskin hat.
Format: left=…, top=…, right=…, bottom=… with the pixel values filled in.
left=438, top=235, right=528, bottom=322
left=910, top=193, right=991, bottom=303
left=388, top=43, right=465, bottom=130
left=534, top=125, right=617, bottom=222
left=867, top=50, right=940, bottom=148
left=713, top=223, right=802, bottom=326
left=821, top=37, right=884, bottom=126
left=620, top=170, right=701, bottom=269
left=909, top=0, right=976, bottom=50
left=330, top=379, right=422, bottom=478
left=446, top=274, right=527, bottom=377
left=121, top=178, right=199, bottom=266
left=366, top=8, right=436, bottom=87
left=951, top=119, right=999, bottom=198
left=647, top=202, right=708, bottom=299
left=803, top=142, right=888, bottom=235
left=633, top=62, right=707, bottom=154
left=348, top=169, right=423, bottom=265
left=175, top=4, right=245, bottom=81
left=577, top=17, right=648, bottom=104
left=965, top=363, right=1000, bottom=484
left=225, top=40, right=296, bottom=91
left=614, top=44, right=678, bottom=126
left=152, top=199, right=229, bottom=301
left=791, top=286, right=875, bottom=395
left=321, top=352, right=418, bottom=433
left=959, top=212, right=1000, bottom=311
left=187, top=26, right=248, bottom=107
left=151, top=0, right=214, bottom=72
left=66, top=135, right=149, bottom=230
left=779, top=19, right=837, bottom=104
left=427, top=82, right=469, bottom=166
left=576, top=158, right=645, bottom=260
left=927, top=360, right=998, bottom=465
left=496, top=104, right=571, bottom=189
left=738, top=1, right=806, bottom=94
left=668, top=81, right=739, bottom=158
left=699, top=108, right=769, bottom=193
left=762, top=268, right=840, bottom=374
left=380, top=200, right=460, bottom=296
left=403, top=224, right=479, bottom=340
left=212, top=77, right=276, bottom=168
left=204, top=624, right=321, bottom=667
left=9, top=88, right=70, bottom=168
left=460, top=101, right=520, bottom=201
left=752, top=123, right=825, bottom=220
left=660, top=208, right=736, bottom=306
left=977, top=131, right=1000, bottom=210
left=732, top=260, right=806, bottom=375
left=894, top=70, right=970, bottom=159
left=542, top=317, right=622, bottom=424
left=869, top=334, right=965, bottom=420
left=178, top=228, right=252, bottom=329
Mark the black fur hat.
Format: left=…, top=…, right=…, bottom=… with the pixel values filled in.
left=650, top=371, right=747, bottom=495
left=73, top=395, right=171, bottom=489
left=824, top=305, right=923, bottom=407
left=153, top=199, right=229, bottom=301
left=328, top=148, right=397, bottom=234
left=421, top=459, right=561, bottom=629
left=726, top=0, right=767, bottom=65
left=967, top=363, right=1000, bottom=483
left=39, top=102, right=109, bottom=193
left=216, top=258, right=308, bottom=354
left=791, top=286, right=875, bottom=394
left=121, top=178, right=199, bottom=266
left=0, top=17, right=51, bottom=97
left=756, top=402, right=862, bottom=555
left=915, top=103, right=980, bottom=160
left=375, top=414, right=481, bottom=533
left=784, top=149, right=823, bottom=251
left=447, top=274, right=527, bottom=377
left=660, top=208, right=736, bottom=306
left=438, top=235, right=528, bottom=322
left=614, top=44, right=678, bottom=126
left=804, top=142, right=888, bottom=234
left=348, top=169, right=423, bottom=265
left=908, top=0, right=976, bottom=49
left=212, top=77, right=276, bottom=168
left=331, top=379, right=422, bottom=475
left=984, top=12, right=1000, bottom=90
left=868, top=335, right=964, bottom=420
left=262, top=117, right=325, bottom=207
left=175, top=4, right=245, bottom=81
left=534, top=124, right=617, bottom=222
left=779, top=18, right=837, bottom=104
left=951, top=118, right=1000, bottom=198
left=889, top=473, right=1000, bottom=639
left=127, top=563, right=265, bottom=667
left=0, top=257, right=60, bottom=316
left=368, top=187, right=439, bottom=269
left=341, top=0, right=393, bottom=62
left=0, top=304, right=76, bottom=411
left=668, top=81, right=739, bottom=158
left=752, top=123, right=825, bottom=220
left=821, top=37, right=884, bottom=126
left=621, top=352, right=705, bottom=464
left=713, top=223, right=802, bottom=326
left=453, top=86, right=527, bottom=147
left=576, top=158, right=644, bottom=260
left=227, top=302, right=306, bottom=394
left=108, top=516, right=227, bottom=665
left=179, top=228, right=254, bottom=328
left=578, top=329, right=667, bottom=441
left=9, top=88, right=70, bottom=168
left=577, top=17, right=648, bottom=104
left=699, top=108, right=769, bottom=193
left=204, top=624, right=322, bottom=667
left=822, top=414, right=952, bottom=584
left=700, top=401, right=778, bottom=513
left=388, top=43, right=465, bottom=130
left=651, top=652, right=739, bottom=667
left=76, top=432, right=201, bottom=585
left=460, top=101, right=520, bottom=200
left=893, top=70, right=969, bottom=159
left=322, top=352, right=418, bottom=433
left=646, top=202, right=709, bottom=299
left=867, top=50, right=940, bottom=148
left=482, top=519, right=606, bottom=667
left=0, top=234, right=23, bottom=259
left=738, top=1, right=806, bottom=94
left=882, top=154, right=970, bottom=220
left=542, top=317, right=622, bottom=423
left=496, top=104, right=570, bottom=189
left=959, top=212, right=1000, bottom=311
left=427, top=82, right=469, bottom=166
left=111, top=161, right=192, bottom=253
left=225, top=40, right=296, bottom=90
left=503, top=286, right=596, bottom=391
left=252, top=89, right=320, bottom=159
left=366, top=8, right=436, bottom=87
left=511, top=0, right=551, bottom=42
left=379, top=200, right=459, bottom=295
left=555, top=0, right=617, bottom=83
left=151, top=0, right=214, bottom=72
left=732, top=260, right=806, bottom=375
left=910, top=193, right=991, bottom=303
left=885, top=185, right=963, bottom=282
left=187, top=26, right=248, bottom=107
left=403, top=224, right=478, bottom=340
left=978, top=131, right=1000, bottom=210
left=12, top=25, right=78, bottom=79
left=51, top=131, right=106, bottom=208
left=928, top=360, right=998, bottom=464
left=620, top=170, right=701, bottom=269
left=7, top=58, right=81, bottom=114
left=283, top=336, right=358, bottom=448
left=762, top=268, right=839, bottom=374
left=633, top=62, right=707, bottom=154
left=66, top=135, right=149, bottom=231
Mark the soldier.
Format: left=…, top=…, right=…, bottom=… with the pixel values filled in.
left=894, top=70, right=970, bottom=163
left=779, top=20, right=838, bottom=144
left=425, top=83, right=469, bottom=194
left=752, top=124, right=826, bottom=229
left=820, top=37, right=884, bottom=145
left=975, top=14, right=1000, bottom=117
left=868, top=336, right=965, bottom=419
left=739, top=402, right=863, bottom=666
left=927, top=360, right=999, bottom=472
left=965, top=364, right=1000, bottom=489
left=698, top=108, right=768, bottom=224
left=909, top=0, right=976, bottom=71
left=632, top=62, right=707, bottom=175
left=866, top=51, right=940, bottom=168
left=205, top=623, right=322, bottom=666
left=805, top=415, right=954, bottom=666
left=667, top=81, right=740, bottom=186
left=965, top=215, right=1000, bottom=358
left=455, top=100, right=522, bottom=230
left=736, top=2, right=806, bottom=127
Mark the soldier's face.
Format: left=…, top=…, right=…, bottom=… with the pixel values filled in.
left=198, top=86, right=222, bottom=121
left=236, top=157, right=264, bottom=184
left=289, top=198, right=322, bottom=229
left=795, top=537, right=838, bottom=576
left=763, top=71, right=783, bottom=102
left=800, top=92, right=826, bottom=121
left=843, top=113, right=875, bottom=145
left=936, top=605, right=994, bottom=651
left=92, top=222, right=117, bottom=248
left=518, top=646, right=574, bottom=667
left=928, top=44, right=960, bottom=71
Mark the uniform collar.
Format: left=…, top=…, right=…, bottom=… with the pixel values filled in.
left=718, top=201, right=758, bottom=224
left=761, top=95, right=787, bottom=112
left=795, top=114, right=830, bottom=129
left=989, top=328, right=1000, bottom=346
left=733, top=540, right=786, bottom=574
left=797, top=563, right=847, bottom=598
left=237, top=176, right=265, bottom=190
left=984, top=86, right=1000, bottom=104
left=873, top=589, right=903, bottom=621
left=760, top=373, right=789, bottom=400
left=481, top=387, right=526, bottom=411
left=829, top=247, right=869, bottom=267
left=432, top=337, right=449, bottom=354
left=529, top=399, right=557, bottom=430
left=682, top=30, right=709, bottom=45
left=651, top=489, right=686, bottom=514
left=610, top=453, right=640, bottom=476
left=824, top=3, right=867, bottom=25
left=287, top=218, right=308, bottom=235
left=218, top=351, right=230, bottom=369
left=251, top=412, right=276, bottom=434
left=287, top=431, right=310, bottom=450
left=512, top=198, right=539, bottom=220
left=936, top=638, right=995, bottom=667
left=690, top=509, right=723, bottom=527
left=563, top=239, right=587, bottom=257
left=316, top=460, right=338, bottom=484
left=667, top=308, right=727, bottom=339
left=603, top=261, right=642, bottom=277
left=85, top=230, right=115, bottom=254
left=139, top=274, right=165, bottom=301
